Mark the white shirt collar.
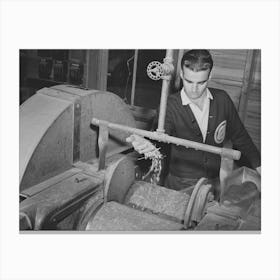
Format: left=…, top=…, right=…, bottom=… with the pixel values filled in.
left=180, top=88, right=213, bottom=106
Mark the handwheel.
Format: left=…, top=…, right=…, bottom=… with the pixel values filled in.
left=147, top=61, right=164, bottom=80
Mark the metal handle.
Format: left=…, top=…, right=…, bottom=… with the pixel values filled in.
left=91, top=118, right=241, bottom=161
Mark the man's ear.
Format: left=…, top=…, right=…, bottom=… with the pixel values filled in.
left=208, top=70, right=212, bottom=81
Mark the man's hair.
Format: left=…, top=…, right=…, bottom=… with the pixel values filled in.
left=181, top=49, right=213, bottom=72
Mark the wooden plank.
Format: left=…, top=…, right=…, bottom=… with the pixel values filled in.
left=174, top=49, right=185, bottom=89
left=238, top=50, right=255, bottom=121
left=84, top=50, right=108, bottom=90
left=252, top=50, right=261, bottom=84
left=211, top=50, right=248, bottom=109
left=97, top=50, right=109, bottom=90
left=243, top=50, right=261, bottom=149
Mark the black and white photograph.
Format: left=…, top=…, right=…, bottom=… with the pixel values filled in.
left=19, top=49, right=262, bottom=232
left=1, top=1, right=280, bottom=280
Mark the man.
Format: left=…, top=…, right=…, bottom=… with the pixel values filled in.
left=127, top=49, right=261, bottom=191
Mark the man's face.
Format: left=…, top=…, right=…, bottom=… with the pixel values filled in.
left=180, top=67, right=211, bottom=101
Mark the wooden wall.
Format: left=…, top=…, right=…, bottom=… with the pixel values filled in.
left=208, top=49, right=248, bottom=107
left=243, top=50, right=261, bottom=151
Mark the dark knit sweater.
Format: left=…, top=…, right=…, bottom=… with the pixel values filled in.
left=156, top=88, right=261, bottom=179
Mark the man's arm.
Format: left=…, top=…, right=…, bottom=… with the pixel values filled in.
left=225, top=94, right=261, bottom=172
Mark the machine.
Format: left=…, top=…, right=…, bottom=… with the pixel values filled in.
left=19, top=52, right=261, bottom=231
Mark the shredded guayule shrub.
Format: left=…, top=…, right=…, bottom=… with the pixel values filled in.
left=142, top=148, right=163, bottom=184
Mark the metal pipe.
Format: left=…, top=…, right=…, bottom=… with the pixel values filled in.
left=91, top=118, right=241, bottom=160
left=157, top=49, right=174, bottom=133
left=130, top=50, right=139, bottom=106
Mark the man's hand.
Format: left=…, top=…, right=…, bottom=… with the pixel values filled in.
left=126, top=134, right=163, bottom=184
left=126, top=134, right=157, bottom=155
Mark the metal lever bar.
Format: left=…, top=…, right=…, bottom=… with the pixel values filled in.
left=91, top=118, right=241, bottom=161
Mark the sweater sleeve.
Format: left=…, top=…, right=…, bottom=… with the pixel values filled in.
left=225, top=94, right=261, bottom=168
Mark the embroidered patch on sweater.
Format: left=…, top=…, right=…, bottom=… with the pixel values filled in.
left=214, top=120, right=226, bottom=144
